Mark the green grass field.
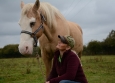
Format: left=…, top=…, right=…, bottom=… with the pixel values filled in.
left=0, top=55, right=115, bottom=83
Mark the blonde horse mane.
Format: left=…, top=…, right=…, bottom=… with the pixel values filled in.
left=21, top=2, right=66, bottom=29
left=39, top=2, right=66, bottom=29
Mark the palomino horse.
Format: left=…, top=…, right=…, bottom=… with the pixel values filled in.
left=18, top=0, right=83, bottom=78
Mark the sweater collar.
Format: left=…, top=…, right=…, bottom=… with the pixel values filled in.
left=55, top=49, right=71, bottom=58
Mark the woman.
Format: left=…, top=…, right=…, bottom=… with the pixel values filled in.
left=46, top=35, right=88, bottom=83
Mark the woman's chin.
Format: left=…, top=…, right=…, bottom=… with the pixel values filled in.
left=56, top=45, right=59, bottom=49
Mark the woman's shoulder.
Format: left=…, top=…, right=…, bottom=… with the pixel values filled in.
left=68, top=50, right=80, bottom=60
left=69, top=50, right=78, bottom=56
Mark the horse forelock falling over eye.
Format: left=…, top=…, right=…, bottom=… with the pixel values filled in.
left=21, top=3, right=34, bottom=16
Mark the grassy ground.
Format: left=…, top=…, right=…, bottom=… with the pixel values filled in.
left=81, top=55, right=115, bottom=83
left=0, top=55, right=115, bottom=83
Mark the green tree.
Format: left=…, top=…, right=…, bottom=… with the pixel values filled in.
left=0, top=48, right=3, bottom=58
left=83, top=45, right=89, bottom=55
left=87, top=40, right=102, bottom=55
left=103, top=30, right=115, bottom=55
left=2, top=44, right=22, bottom=58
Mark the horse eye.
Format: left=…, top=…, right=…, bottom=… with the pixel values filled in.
left=30, top=22, right=35, bottom=27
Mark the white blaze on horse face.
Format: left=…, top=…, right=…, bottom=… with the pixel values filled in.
left=18, top=15, right=36, bottom=55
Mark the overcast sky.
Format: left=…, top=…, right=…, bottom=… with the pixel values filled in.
left=0, top=0, right=115, bottom=48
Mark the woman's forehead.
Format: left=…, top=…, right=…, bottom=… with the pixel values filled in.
left=59, top=40, right=67, bottom=45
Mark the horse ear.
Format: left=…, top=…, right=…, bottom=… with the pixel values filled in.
left=21, top=1, right=25, bottom=9
left=32, top=0, right=40, bottom=16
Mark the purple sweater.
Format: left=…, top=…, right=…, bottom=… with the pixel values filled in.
left=47, top=50, right=88, bottom=83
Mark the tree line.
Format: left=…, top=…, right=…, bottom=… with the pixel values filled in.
left=0, top=44, right=41, bottom=58
left=0, top=30, right=115, bottom=58
left=83, top=30, right=115, bottom=55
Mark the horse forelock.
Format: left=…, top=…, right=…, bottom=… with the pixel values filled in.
left=21, top=3, right=34, bottom=16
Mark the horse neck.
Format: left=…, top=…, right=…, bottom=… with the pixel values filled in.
left=43, top=24, right=54, bottom=42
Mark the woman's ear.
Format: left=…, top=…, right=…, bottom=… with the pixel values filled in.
left=66, top=45, right=71, bottom=50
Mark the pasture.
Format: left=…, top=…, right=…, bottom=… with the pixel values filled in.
left=0, top=55, right=115, bottom=83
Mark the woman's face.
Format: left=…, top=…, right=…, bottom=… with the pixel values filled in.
left=56, top=40, right=68, bottom=51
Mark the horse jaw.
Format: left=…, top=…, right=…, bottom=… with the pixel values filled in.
left=18, top=16, right=35, bottom=55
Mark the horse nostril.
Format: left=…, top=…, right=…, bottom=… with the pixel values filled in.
left=26, top=46, right=28, bottom=50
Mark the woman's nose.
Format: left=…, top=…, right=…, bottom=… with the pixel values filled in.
left=58, top=41, right=61, bottom=44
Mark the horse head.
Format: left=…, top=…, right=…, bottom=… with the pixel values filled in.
left=18, top=0, right=44, bottom=55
